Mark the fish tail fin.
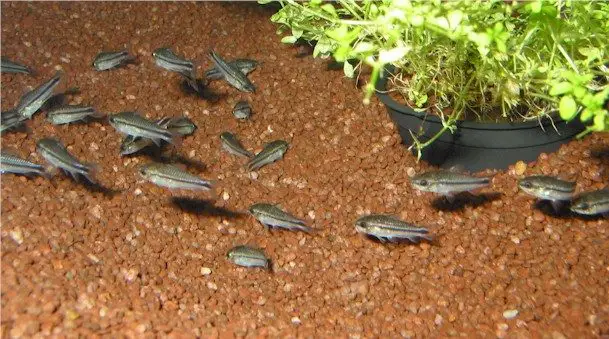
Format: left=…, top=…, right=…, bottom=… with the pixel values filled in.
left=84, top=163, right=100, bottom=183
left=91, top=109, right=106, bottom=119
left=168, top=130, right=183, bottom=148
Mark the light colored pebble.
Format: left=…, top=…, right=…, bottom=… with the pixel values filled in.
left=407, top=167, right=416, bottom=177
left=134, top=188, right=142, bottom=196
left=503, top=309, right=519, bottom=319
left=222, top=191, right=230, bottom=201
left=206, top=282, right=218, bottom=290
left=515, top=161, right=527, bottom=175
left=9, top=228, right=23, bottom=245
left=291, top=316, right=301, bottom=325
left=126, top=94, right=136, bottom=100
left=434, top=314, right=443, bottom=326
left=200, top=267, right=212, bottom=276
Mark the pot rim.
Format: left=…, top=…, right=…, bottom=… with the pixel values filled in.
left=375, top=65, right=570, bottom=131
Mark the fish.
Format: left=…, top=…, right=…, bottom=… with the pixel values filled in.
left=15, top=72, right=62, bottom=119
left=518, top=175, right=576, bottom=212
left=119, top=117, right=172, bottom=155
left=92, top=49, right=135, bottom=71
left=1, top=110, right=26, bottom=133
left=0, top=151, right=47, bottom=177
left=46, top=105, right=103, bottom=125
left=1, top=57, right=33, bottom=75
left=220, top=131, right=254, bottom=158
left=354, top=214, right=432, bottom=243
left=569, top=189, right=609, bottom=216
left=208, top=50, right=255, bottom=92
left=152, top=47, right=198, bottom=91
left=36, top=137, right=97, bottom=182
left=138, top=162, right=213, bottom=190
left=249, top=203, right=312, bottom=233
left=108, top=112, right=179, bottom=145
left=232, top=100, right=251, bottom=120
left=410, top=170, right=491, bottom=196
left=205, top=58, right=258, bottom=80
left=227, top=245, right=270, bottom=269
left=246, top=140, right=288, bottom=171
left=166, top=116, right=197, bottom=136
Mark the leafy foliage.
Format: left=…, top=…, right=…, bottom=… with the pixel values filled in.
left=262, top=0, right=609, bottom=158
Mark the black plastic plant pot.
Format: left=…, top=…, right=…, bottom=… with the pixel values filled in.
left=375, top=67, right=586, bottom=172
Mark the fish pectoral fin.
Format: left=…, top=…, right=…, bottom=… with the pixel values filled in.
left=550, top=200, right=563, bottom=212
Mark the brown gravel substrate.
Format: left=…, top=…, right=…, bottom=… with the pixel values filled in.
left=2, top=2, right=609, bottom=338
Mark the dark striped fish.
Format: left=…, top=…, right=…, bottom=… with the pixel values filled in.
left=1, top=110, right=26, bottom=133
left=246, top=140, right=288, bottom=171
left=232, top=100, right=251, bottom=120
left=355, top=214, right=432, bottom=243
left=518, top=175, right=575, bottom=201
left=152, top=47, right=198, bottom=92
left=1, top=57, right=33, bottom=75
left=570, top=189, right=609, bottom=216
left=410, top=170, right=491, bottom=195
left=208, top=50, right=255, bottom=93
left=36, top=138, right=96, bottom=182
left=108, top=112, right=178, bottom=145
left=205, top=58, right=258, bottom=80
left=138, top=162, right=213, bottom=190
left=166, top=116, right=196, bottom=136
left=16, top=72, right=62, bottom=119
left=227, top=245, right=270, bottom=269
left=119, top=117, right=172, bottom=155
left=93, top=50, right=135, bottom=71
left=47, top=105, right=103, bottom=125
left=220, top=131, right=254, bottom=158
left=0, top=151, right=46, bottom=177
left=249, top=203, right=312, bottom=233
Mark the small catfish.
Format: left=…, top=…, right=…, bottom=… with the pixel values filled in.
left=220, top=132, right=254, bottom=158
left=152, top=47, right=198, bottom=92
left=205, top=58, right=258, bottom=80
left=233, top=100, right=251, bottom=120
left=36, top=138, right=97, bottom=182
left=108, top=112, right=179, bottom=146
left=47, top=105, right=103, bottom=125
left=355, top=214, right=432, bottom=243
left=1, top=110, right=26, bottom=133
left=0, top=151, right=47, bottom=177
left=92, top=49, right=135, bottom=71
left=227, top=245, right=270, bottom=269
left=570, top=189, right=609, bottom=216
left=518, top=175, right=575, bottom=212
left=249, top=203, right=312, bottom=233
left=1, top=57, right=33, bottom=75
left=138, top=162, right=213, bottom=191
left=410, top=169, right=491, bottom=202
left=166, top=116, right=197, bottom=136
left=208, top=50, right=255, bottom=92
left=16, top=72, right=62, bottom=119
left=246, top=140, right=288, bottom=171
left=119, top=117, right=172, bottom=155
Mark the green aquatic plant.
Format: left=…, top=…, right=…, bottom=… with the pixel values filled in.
left=261, top=0, right=609, bottom=159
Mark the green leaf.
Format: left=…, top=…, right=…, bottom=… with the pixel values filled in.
left=326, top=25, right=348, bottom=41
left=353, top=42, right=374, bottom=54
left=321, top=4, right=337, bottom=17
left=310, top=0, right=322, bottom=6
left=281, top=35, right=298, bottom=44
left=580, top=108, right=594, bottom=122
left=447, top=11, right=463, bottom=30
left=593, top=112, right=606, bottom=131
left=291, top=29, right=303, bottom=39
left=573, top=86, right=587, bottom=99
left=410, top=14, right=424, bottom=27
left=257, top=0, right=274, bottom=4
left=378, top=46, right=411, bottom=64
left=559, top=95, right=578, bottom=121
left=343, top=61, right=355, bottom=78
left=549, top=82, right=573, bottom=96
left=529, top=1, right=542, bottom=13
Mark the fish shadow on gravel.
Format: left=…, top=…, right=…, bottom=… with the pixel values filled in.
left=431, top=192, right=502, bottom=211
left=180, top=79, right=223, bottom=103
left=50, top=175, right=122, bottom=198
left=170, top=197, right=246, bottom=219
left=125, top=148, right=207, bottom=172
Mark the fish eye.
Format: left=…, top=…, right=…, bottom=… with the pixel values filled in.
left=138, top=167, right=147, bottom=175
left=521, top=181, right=532, bottom=188
left=577, top=202, right=589, bottom=210
left=418, top=179, right=428, bottom=186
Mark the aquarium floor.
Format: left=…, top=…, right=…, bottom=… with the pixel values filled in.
left=1, top=2, right=608, bottom=338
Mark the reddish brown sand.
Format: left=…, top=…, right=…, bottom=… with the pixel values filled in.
left=2, top=2, right=608, bottom=338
